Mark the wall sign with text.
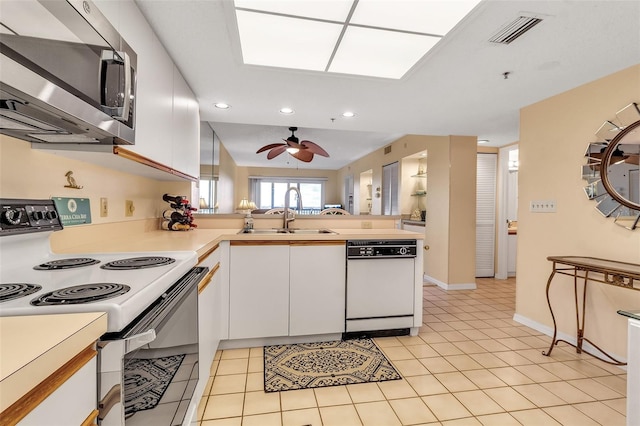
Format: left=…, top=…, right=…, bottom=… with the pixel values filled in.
left=52, top=197, right=92, bottom=226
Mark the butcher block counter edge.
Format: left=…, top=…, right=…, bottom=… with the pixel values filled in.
left=0, top=312, right=108, bottom=414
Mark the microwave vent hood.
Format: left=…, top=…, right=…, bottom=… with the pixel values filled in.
left=0, top=0, right=136, bottom=146
left=0, top=91, right=113, bottom=144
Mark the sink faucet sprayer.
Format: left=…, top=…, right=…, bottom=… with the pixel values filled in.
left=283, top=187, right=302, bottom=229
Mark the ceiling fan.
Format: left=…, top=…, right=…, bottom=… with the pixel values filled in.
left=256, top=127, right=329, bottom=163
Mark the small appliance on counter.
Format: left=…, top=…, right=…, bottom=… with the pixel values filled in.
left=162, top=193, right=197, bottom=231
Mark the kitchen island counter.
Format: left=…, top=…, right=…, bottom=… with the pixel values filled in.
left=54, top=227, right=423, bottom=258
left=0, top=312, right=107, bottom=416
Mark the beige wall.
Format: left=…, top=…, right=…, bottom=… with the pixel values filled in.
left=216, top=140, right=237, bottom=214
left=0, top=135, right=190, bottom=225
left=337, top=134, right=477, bottom=286
left=516, top=64, right=640, bottom=358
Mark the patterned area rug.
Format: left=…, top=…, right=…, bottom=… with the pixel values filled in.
left=124, top=354, right=185, bottom=417
left=264, top=339, right=401, bottom=392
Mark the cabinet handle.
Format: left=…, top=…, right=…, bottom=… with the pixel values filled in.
left=424, top=245, right=430, bottom=251
left=198, top=262, right=219, bottom=294
left=98, top=385, right=121, bottom=421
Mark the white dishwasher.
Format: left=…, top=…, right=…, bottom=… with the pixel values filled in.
left=345, top=239, right=417, bottom=337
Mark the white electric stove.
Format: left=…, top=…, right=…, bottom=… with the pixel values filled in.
left=0, top=199, right=198, bottom=332
left=0, top=198, right=204, bottom=426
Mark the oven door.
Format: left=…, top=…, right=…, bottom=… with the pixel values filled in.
left=98, top=267, right=207, bottom=426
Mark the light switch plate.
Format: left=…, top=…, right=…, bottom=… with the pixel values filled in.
left=530, top=199, right=557, bottom=213
left=100, top=198, right=108, bottom=217
left=125, top=200, right=135, bottom=217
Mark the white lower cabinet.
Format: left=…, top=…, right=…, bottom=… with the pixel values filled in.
left=19, top=355, right=97, bottom=426
left=228, top=242, right=346, bottom=340
left=229, top=243, right=290, bottom=339
left=197, top=247, right=222, bottom=389
left=289, top=243, right=346, bottom=336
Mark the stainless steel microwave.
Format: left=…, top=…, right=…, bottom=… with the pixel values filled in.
left=0, top=0, right=136, bottom=145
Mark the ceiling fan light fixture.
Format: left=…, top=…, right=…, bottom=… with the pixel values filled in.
left=256, top=126, right=329, bottom=163
left=214, top=103, right=231, bottom=109
left=280, top=107, right=295, bottom=115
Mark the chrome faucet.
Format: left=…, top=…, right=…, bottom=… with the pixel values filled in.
left=283, top=187, right=302, bottom=230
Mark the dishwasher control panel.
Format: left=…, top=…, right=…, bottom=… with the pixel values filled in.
left=347, top=239, right=417, bottom=258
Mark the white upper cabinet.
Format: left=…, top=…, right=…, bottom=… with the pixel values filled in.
left=96, top=0, right=199, bottom=180
left=172, top=68, right=200, bottom=178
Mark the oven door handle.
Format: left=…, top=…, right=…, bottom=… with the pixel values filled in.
left=124, top=328, right=156, bottom=354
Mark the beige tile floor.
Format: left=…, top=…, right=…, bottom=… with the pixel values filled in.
left=196, top=278, right=627, bottom=425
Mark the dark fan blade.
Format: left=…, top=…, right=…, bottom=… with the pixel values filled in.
left=300, top=140, right=329, bottom=157
left=256, top=143, right=285, bottom=154
left=284, top=138, right=303, bottom=150
left=267, top=145, right=287, bottom=159
left=625, top=154, right=639, bottom=165
left=292, top=149, right=314, bottom=162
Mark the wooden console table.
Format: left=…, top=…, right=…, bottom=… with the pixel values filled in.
left=543, top=256, right=640, bottom=365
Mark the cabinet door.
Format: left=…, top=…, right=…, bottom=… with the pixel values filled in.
left=197, top=249, right=221, bottom=388
left=116, top=2, right=174, bottom=166
left=19, top=356, right=97, bottom=426
left=229, top=244, right=289, bottom=339
left=289, top=243, right=346, bottom=336
left=172, top=68, right=200, bottom=178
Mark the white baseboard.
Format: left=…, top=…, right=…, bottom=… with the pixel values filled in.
left=513, top=313, right=627, bottom=367
left=424, top=274, right=476, bottom=290
left=219, top=333, right=343, bottom=350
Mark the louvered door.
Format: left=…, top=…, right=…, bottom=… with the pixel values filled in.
left=476, top=153, right=497, bottom=277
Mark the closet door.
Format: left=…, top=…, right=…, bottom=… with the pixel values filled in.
left=476, top=153, right=497, bottom=277
left=382, top=162, right=399, bottom=215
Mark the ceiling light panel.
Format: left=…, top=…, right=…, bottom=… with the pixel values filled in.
left=329, top=27, right=440, bottom=79
left=236, top=10, right=343, bottom=71
left=234, top=0, right=353, bottom=22
left=350, top=0, right=482, bottom=35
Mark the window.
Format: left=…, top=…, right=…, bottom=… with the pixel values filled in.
left=249, top=177, right=326, bottom=214
left=382, top=162, right=399, bottom=215
left=199, top=175, right=218, bottom=213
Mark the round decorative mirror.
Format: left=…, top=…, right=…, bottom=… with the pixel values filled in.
left=583, top=102, right=640, bottom=230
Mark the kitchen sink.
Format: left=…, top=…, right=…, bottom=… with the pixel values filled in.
left=237, top=228, right=336, bottom=234
left=237, top=228, right=288, bottom=234
left=287, top=228, right=337, bottom=234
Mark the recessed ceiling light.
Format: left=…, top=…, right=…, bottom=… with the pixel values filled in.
left=342, top=111, right=355, bottom=118
left=478, top=139, right=489, bottom=144
left=280, top=107, right=295, bottom=115
left=214, top=103, right=231, bottom=109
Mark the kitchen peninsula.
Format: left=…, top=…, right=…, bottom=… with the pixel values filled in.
left=47, top=221, right=424, bottom=424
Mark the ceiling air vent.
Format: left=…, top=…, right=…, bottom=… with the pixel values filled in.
left=384, top=145, right=392, bottom=155
left=489, top=16, right=543, bottom=44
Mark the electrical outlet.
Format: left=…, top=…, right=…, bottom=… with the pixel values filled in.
left=125, top=200, right=135, bottom=217
left=530, top=199, right=557, bottom=213
left=100, top=198, right=108, bottom=217
left=361, top=221, right=372, bottom=229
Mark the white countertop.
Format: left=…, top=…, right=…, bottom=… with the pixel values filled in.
left=0, top=312, right=108, bottom=413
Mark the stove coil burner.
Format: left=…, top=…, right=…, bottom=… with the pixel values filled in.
left=0, top=284, right=42, bottom=302
left=30, top=283, right=131, bottom=306
left=101, top=256, right=176, bottom=270
left=34, top=258, right=100, bottom=270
